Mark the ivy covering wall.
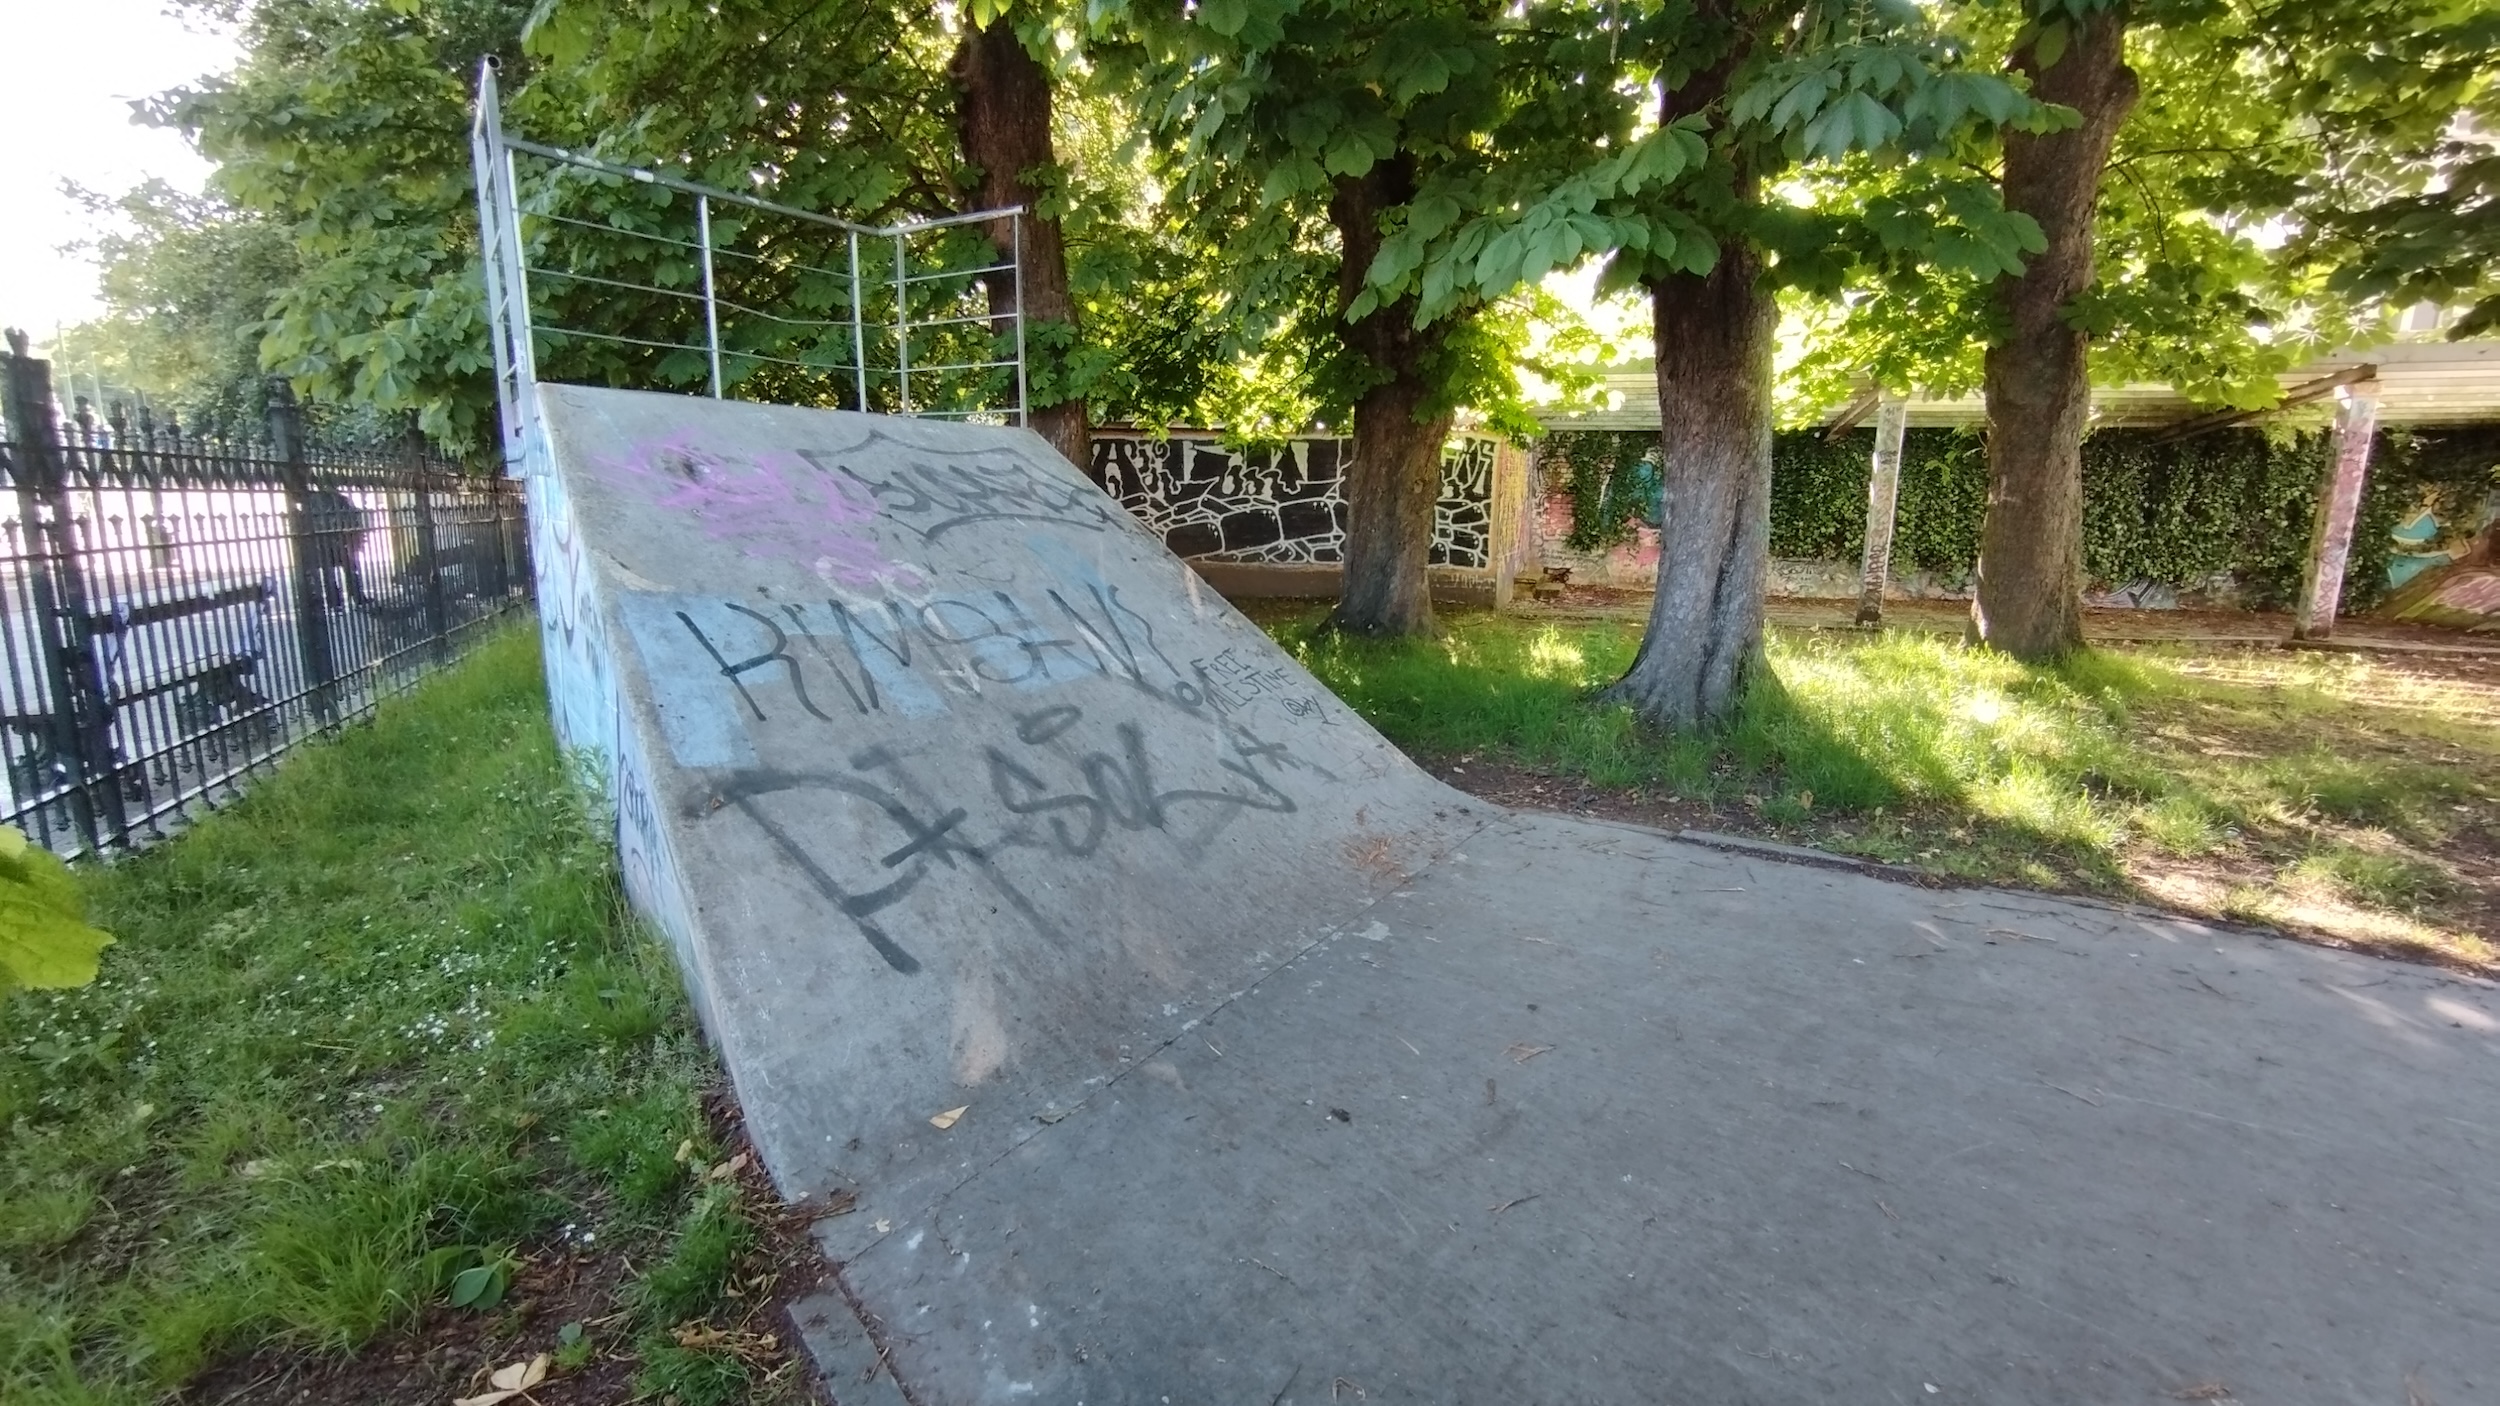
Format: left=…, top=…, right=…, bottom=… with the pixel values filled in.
left=1543, top=424, right=2500, bottom=611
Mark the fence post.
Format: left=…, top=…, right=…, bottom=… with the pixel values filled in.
left=1856, top=395, right=1909, bottom=626
left=697, top=194, right=724, bottom=398
left=1, top=333, right=123, bottom=848
left=268, top=380, right=338, bottom=723
left=2292, top=380, right=2383, bottom=642
left=404, top=426, right=453, bottom=665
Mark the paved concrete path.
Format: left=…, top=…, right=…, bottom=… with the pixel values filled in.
left=793, top=816, right=2500, bottom=1405
left=518, top=389, right=2500, bottom=1405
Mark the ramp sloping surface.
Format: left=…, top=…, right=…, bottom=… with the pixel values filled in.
left=528, top=388, right=2500, bottom=1403
left=529, top=387, right=1479, bottom=1227
left=799, top=819, right=2500, bottom=1404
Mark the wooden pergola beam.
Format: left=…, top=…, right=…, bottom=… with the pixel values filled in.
left=2147, top=363, right=2379, bottom=445
left=1823, top=387, right=1882, bottom=439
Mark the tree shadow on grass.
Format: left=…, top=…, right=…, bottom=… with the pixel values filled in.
left=1272, top=608, right=2500, bottom=964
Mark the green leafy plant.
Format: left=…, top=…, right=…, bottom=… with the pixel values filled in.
left=553, top=1320, right=593, bottom=1371
left=1543, top=431, right=1660, bottom=552
left=1551, top=422, right=2498, bottom=610
left=446, top=1251, right=517, bottom=1312
left=0, top=824, right=111, bottom=996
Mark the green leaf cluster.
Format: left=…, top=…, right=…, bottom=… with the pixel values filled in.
left=0, top=826, right=111, bottom=999
left=1541, top=429, right=1660, bottom=552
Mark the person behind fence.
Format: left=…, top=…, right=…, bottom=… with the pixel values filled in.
left=305, top=484, right=373, bottom=609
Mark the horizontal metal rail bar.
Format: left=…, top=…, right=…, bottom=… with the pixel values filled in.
left=524, top=215, right=864, bottom=296
left=709, top=297, right=861, bottom=329
left=724, top=348, right=863, bottom=374
left=904, top=311, right=1021, bottom=332
left=886, top=208, right=1028, bottom=234
left=527, top=266, right=708, bottom=304
left=900, top=261, right=1016, bottom=285
left=526, top=209, right=713, bottom=255
left=903, top=359, right=1022, bottom=375
left=532, top=324, right=713, bottom=357
left=506, top=138, right=1021, bottom=238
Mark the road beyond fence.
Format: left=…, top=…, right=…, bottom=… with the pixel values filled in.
left=0, top=338, right=530, bottom=855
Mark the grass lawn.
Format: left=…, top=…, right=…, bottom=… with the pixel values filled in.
left=1259, top=604, right=2500, bottom=974
left=0, top=628, right=814, bottom=1406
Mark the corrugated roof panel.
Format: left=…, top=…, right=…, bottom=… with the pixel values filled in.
left=1542, top=340, right=2500, bottom=431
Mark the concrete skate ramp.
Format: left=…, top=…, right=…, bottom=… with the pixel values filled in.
left=527, top=386, right=1481, bottom=1222
left=530, top=388, right=2500, bottom=1403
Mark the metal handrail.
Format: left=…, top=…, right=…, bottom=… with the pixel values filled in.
left=472, top=56, right=1031, bottom=467
left=502, top=137, right=1024, bottom=241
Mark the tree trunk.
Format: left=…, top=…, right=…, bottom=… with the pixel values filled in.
left=953, top=18, right=1088, bottom=469
left=1972, top=9, right=2138, bottom=660
left=1324, top=158, right=1450, bottom=638
left=1605, top=243, right=1777, bottom=728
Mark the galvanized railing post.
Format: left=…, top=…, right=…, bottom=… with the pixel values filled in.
left=893, top=233, right=911, bottom=414
left=848, top=229, right=868, bottom=413
left=469, top=61, right=519, bottom=466
left=697, top=193, right=723, bottom=398
left=1012, top=211, right=1030, bottom=428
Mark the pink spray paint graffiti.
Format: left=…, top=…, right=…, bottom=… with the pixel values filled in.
left=604, top=432, right=927, bottom=591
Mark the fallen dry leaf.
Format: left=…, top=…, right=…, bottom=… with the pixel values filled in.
left=929, top=1105, right=969, bottom=1130
left=1487, top=1194, right=1540, bottom=1214
left=495, top=1354, right=551, bottom=1392
left=1504, top=1042, right=1554, bottom=1064
left=819, top=1187, right=859, bottom=1217
left=705, top=1151, right=753, bottom=1182
left=453, top=1353, right=552, bottom=1406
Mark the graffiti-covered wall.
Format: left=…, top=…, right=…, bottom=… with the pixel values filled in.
left=1088, top=432, right=1500, bottom=570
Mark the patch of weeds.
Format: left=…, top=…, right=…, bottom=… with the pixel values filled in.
left=2137, top=795, right=2232, bottom=856
left=1259, top=609, right=2500, bottom=968
left=2260, top=749, right=2461, bottom=829
left=0, top=1181, right=93, bottom=1256
left=568, top=1085, right=708, bottom=1216
left=2289, top=844, right=2456, bottom=913
left=0, top=629, right=759, bottom=1403
left=632, top=1181, right=756, bottom=1330
left=552, top=1320, right=594, bottom=1372
left=635, top=1338, right=752, bottom=1406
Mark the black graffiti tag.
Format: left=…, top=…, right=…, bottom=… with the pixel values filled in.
left=984, top=707, right=1296, bottom=859
left=799, top=444, right=1116, bottom=541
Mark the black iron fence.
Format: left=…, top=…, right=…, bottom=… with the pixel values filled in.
left=0, top=338, right=530, bottom=856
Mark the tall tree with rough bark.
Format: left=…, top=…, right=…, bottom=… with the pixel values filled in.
left=1098, top=0, right=1553, bottom=637
left=1971, top=0, right=2138, bottom=660
left=1793, top=0, right=2495, bottom=661
left=1374, top=0, right=2039, bottom=723
left=955, top=6, right=1090, bottom=468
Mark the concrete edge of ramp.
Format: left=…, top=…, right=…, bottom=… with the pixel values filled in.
left=519, top=385, right=1490, bottom=1233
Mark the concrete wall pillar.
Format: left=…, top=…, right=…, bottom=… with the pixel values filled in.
left=1855, top=395, right=1909, bottom=625
left=2292, top=381, right=2382, bottom=641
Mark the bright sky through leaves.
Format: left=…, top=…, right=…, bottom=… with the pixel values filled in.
left=0, top=0, right=237, bottom=346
